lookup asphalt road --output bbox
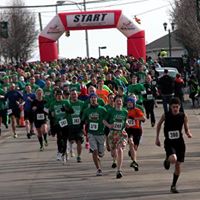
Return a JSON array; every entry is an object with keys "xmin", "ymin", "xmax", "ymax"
[{"xmin": 0, "ymin": 102, "xmax": 200, "ymax": 200}]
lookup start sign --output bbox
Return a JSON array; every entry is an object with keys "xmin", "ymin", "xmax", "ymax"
[{"xmin": 66, "ymin": 12, "xmax": 115, "ymax": 28}]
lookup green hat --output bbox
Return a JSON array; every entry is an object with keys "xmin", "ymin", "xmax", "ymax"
[{"xmin": 2, "ymin": 76, "xmax": 9, "ymax": 80}]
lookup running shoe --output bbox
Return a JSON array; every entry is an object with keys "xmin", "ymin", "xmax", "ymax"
[
  {"xmin": 13, "ymin": 133, "xmax": 18, "ymax": 138},
  {"xmin": 77, "ymin": 156, "xmax": 82, "ymax": 163},
  {"xmin": 170, "ymin": 185, "xmax": 179, "ymax": 193},
  {"xmin": 40, "ymin": 146, "xmax": 44, "ymax": 151},
  {"xmin": 96, "ymin": 169, "xmax": 103, "ymax": 176},
  {"xmin": 27, "ymin": 133, "xmax": 31, "ymax": 139},
  {"xmin": 163, "ymin": 159, "xmax": 170, "ymax": 170},
  {"xmin": 30, "ymin": 130, "xmax": 35, "ymax": 136},
  {"xmin": 111, "ymin": 162, "xmax": 117, "ymax": 169},
  {"xmin": 70, "ymin": 151, "xmax": 75, "ymax": 157},
  {"xmin": 44, "ymin": 141, "xmax": 48, "ymax": 146},
  {"xmin": 62, "ymin": 155, "xmax": 67, "ymax": 165},
  {"xmin": 116, "ymin": 170, "xmax": 123, "ymax": 179},
  {"xmin": 130, "ymin": 161, "xmax": 139, "ymax": 171},
  {"xmin": 56, "ymin": 152, "xmax": 62, "ymax": 161}
]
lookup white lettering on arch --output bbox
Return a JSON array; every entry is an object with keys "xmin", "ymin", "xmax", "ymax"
[{"xmin": 67, "ymin": 13, "xmax": 115, "ymax": 28}]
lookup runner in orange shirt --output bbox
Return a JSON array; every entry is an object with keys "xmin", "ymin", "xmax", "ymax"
[
  {"xmin": 125, "ymin": 97, "xmax": 145, "ymax": 171},
  {"xmin": 96, "ymin": 79, "xmax": 109, "ymax": 104}
]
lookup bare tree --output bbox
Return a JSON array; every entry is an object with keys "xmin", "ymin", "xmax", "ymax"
[
  {"xmin": 171, "ymin": 0, "xmax": 200, "ymax": 57},
  {"xmin": 0, "ymin": 0, "xmax": 38, "ymax": 62}
]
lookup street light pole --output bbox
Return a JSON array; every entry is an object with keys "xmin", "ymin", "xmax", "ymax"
[{"xmin": 163, "ymin": 22, "xmax": 175, "ymax": 57}]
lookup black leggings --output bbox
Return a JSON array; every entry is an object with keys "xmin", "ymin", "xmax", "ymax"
[
  {"xmin": 143, "ymin": 100, "xmax": 155, "ymax": 124},
  {"xmin": 55, "ymin": 125, "xmax": 69, "ymax": 155}
]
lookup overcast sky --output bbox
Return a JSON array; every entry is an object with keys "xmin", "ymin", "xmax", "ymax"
[{"xmin": 0, "ymin": 0, "xmax": 174, "ymax": 59}]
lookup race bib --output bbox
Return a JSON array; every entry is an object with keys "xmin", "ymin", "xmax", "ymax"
[
  {"xmin": 59, "ymin": 119, "xmax": 68, "ymax": 127},
  {"xmin": 72, "ymin": 117, "xmax": 80, "ymax": 125},
  {"xmin": 7, "ymin": 109, "xmax": 12, "ymax": 115},
  {"xmin": 141, "ymin": 91, "xmax": 146, "ymax": 95},
  {"xmin": 147, "ymin": 94, "xmax": 153, "ymax": 100},
  {"xmin": 113, "ymin": 122, "xmax": 122, "ymax": 130},
  {"xmin": 126, "ymin": 119, "xmax": 135, "ymax": 126},
  {"xmin": 168, "ymin": 130, "xmax": 180, "ymax": 139},
  {"xmin": 37, "ymin": 113, "xmax": 45, "ymax": 120},
  {"xmin": 89, "ymin": 122, "xmax": 98, "ymax": 131}
]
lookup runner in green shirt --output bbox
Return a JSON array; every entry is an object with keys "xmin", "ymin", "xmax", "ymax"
[
  {"xmin": 103, "ymin": 95, "xmax": 128, "ymax": 179},
  {"xmin": 127, "ymin": 74, "xmax": 146, "ymax": 105},
  {"xmin": 68, "ymin": 89, "xmax": 85, "ymax": 163},
  {"xmin": 82, "ymin": 93, "xmax": 107, "ymax": 176},
  {"xmin": 49, "ymin": 89, "xmax": 74, "ymax": 164}
]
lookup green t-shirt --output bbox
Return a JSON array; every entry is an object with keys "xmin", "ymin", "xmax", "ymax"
[
  {"xmin": 127, "ymin": 83, "xmax": 146, "ymax": 104},
  {"xmin": 107, "ymin": 108, "xmax": 128, "ymax": 131},
  {"xmin": 69, "ymin": 83, "xmax": 80, "ymax": 92},
  {"xmin": 82, "ymin": 105, "xmax": 107, "ymax": 135},
  {"xmin": 43, "ymin": 87, "xmax": 53, "ymax": 105},
  {"xmin": 49, "ymin": 99, "xmax": 72, "ymax": 125},
  {"xmin": 136, "ymin": 71, "xmax": 147, "ymax": 83},
  {"xmin": 2, "ymin": 83, "xmax": 10, "ymax": 93},
  {"xmin": 68, "ymin": 100, "xmax": 84, "ymax": 127},
  {"xmin": 30, "ymin": 83, "xmax": 40, "ymax": 93},
  {"xmin": 0, "ymin": 88, "xmax": 6, "ymax": 110},
  {"xmin": 104, "ymin": 104, "xmax": 114, "ymax": 113}
]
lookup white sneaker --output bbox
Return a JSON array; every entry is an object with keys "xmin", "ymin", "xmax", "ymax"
[
  {"xmin": 62, "ymin": 154, "xmax": 67, "ymax": 165},
  {"xmin": 70, "ymin": 151, "xmax": 75, "ymax": 157},
  {"xmin": 56, "ymin": 152, "xmax": 62, "ymax": 161},
  {"xmin": 13, "ymin": 133, "xmax": 18, "ymax": 138}
]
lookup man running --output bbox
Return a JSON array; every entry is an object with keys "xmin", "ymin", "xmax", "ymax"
[
  {"xmin": 82, "ymin": 93, "xmax": 107, "ymax": 176},
  {"xmin": 155, "ymin": 97, "xmax": 192, "ymax": 193}
]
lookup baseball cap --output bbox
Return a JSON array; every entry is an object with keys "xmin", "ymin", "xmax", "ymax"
[
  {"xmin": 127, "ymin": 97, "xmax": 136, "ymax": 104},
  {"xmin": 89, "ymin": 93, "xmax": 98, "ymax": 99}
]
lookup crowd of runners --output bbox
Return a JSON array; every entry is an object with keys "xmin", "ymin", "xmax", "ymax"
[{"xmin": 0, "ymin": 54, "xmax": 196, "ymax": 193}]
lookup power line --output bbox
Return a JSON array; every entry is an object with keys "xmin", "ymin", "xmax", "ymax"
[{"xmin": 134, "ymin": 4, "xmax": 171, "ymax": 16}]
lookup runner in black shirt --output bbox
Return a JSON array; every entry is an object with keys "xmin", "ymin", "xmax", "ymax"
[{"xmin": 155, "ymin": 98, "xmax": 192, "ymax": 193}]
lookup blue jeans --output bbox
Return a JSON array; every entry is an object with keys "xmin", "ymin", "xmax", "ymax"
[{"xmin": 162, "ymin": 94, "xmax": 173, "ymax": 113}]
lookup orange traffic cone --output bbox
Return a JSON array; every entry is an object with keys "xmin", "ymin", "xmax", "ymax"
[{"xmin": 19, "ymin": 105, "xmax": 25, "ymax": 127}]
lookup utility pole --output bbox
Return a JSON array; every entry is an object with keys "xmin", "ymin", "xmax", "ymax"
[
  {"xmin": 83, "ymin": 0, "xmax": 89, "ymax": 58},
  {"xmin": 38, "ymin": 12, "xmax": 43, "ymax": 31},
  {"xmin": 197, "ymin": 0, "xmax": 200, "ymax": 22}
]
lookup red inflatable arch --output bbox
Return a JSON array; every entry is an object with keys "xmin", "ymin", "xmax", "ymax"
[{"xmin": 39, "ymin": 10, "xmax": 146, "ymax": 62}]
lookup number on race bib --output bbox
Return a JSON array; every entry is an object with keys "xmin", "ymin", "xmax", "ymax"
[
  {"xmin": 37, "ymin": 113, "xmax": 45, "ymax": 120},
  {"xmin": 59, "ymin": 119, "xmax": 68, "ymax": 127},
  {"xmin": 147, "ymin": 94, "xmax": 153, "ymax": 100},
  {"xmin": 126, "ymin": 119, "xmax": 135, "ymax": 126},
  {"xmin": 141, "ymin": 91, "xmax": 146, "ymax": 95},
  {"xmin": 168, "ymin": 130, "xmax": 180, "ymax": 139},
  {"xmin": 89, "ymin": 123, "xmax": 98, "ymax": 131},
  {"xmin": 72, "ymin": 117, "xmax": 80, "ymax": 125},
  {"xmin": 7, "ymin": 109, "xmax": 12, "ymax": 115},
  {"xmin": 113, "ymin": 122, "xmax": 122, "ymax": 130}
]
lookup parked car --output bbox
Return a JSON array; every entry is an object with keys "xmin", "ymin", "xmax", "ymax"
[
  {"xmin": 155, "ymin": 67, "xmax": 179, "ymax": 78},
  {"xmin": 158, "ymin": 57, "xmax": 184, "ymax": 73}
]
